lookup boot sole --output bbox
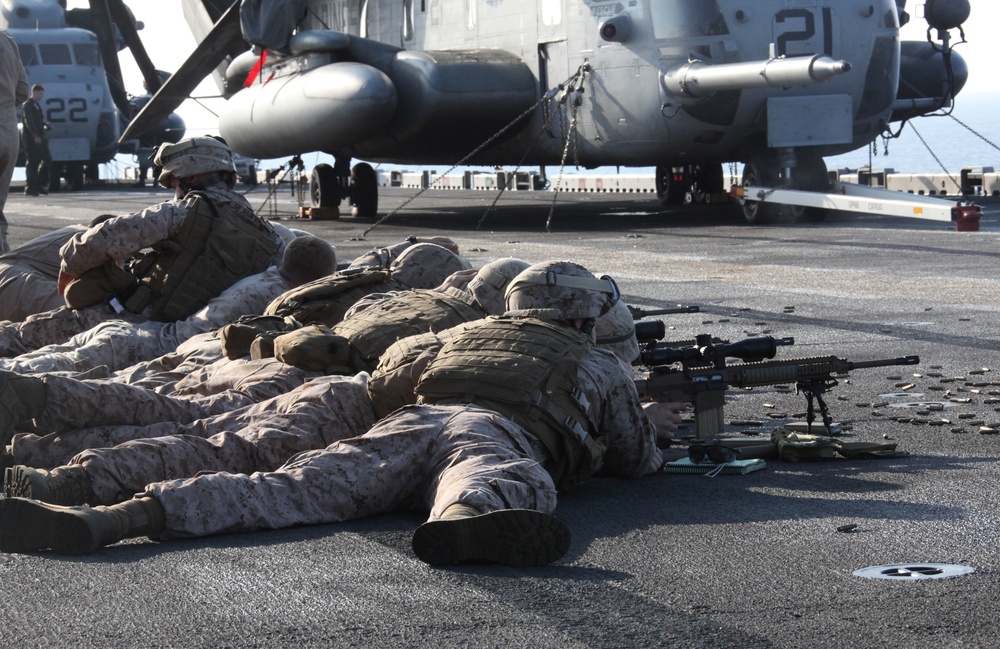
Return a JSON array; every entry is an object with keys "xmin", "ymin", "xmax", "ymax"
[
  {"xmin": 4, "ymin": 465, "xmax": 36, "ymax": 500},
  {"xmin": 0, "ymin": 497, "xmax": 99, "ymax": 555},
  {"xmin": 411, "ymin": 509, "xmax": 570, "ymax": 567},
  {"xmin": 4, "ymin": 465, "xmax": 77, "ymax": 505}
]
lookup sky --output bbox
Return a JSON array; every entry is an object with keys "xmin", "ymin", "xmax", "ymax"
[{"xmin": 67, "ymin": 0, "xmax": 1000, "ymax": 164}]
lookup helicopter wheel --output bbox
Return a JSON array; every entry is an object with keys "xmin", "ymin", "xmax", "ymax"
[
  {"xmin": 689, "ymin": 163, "xmax": 724, "ymax": 203},
  {"xmin": 66, "ymin": 163, "xmax": 85, "ymax": 192},
  {"xmin": 350, "ymin": 162, "xmax": 378, "ymax": 219},
  {"xmin": 310, "ymin": 163, "xmax": 339, "ymax": 208},
  {"xmin": 787, "ymin": 153, "xmax": 830, "ymax": 223},
  {"xmin": 740, "ymin": 158, "xmax": 781, "ymax": 224},
  {"xmin": 655, "ymin": 164, "xmax": 690, "ymax": 206},
  {"xmin": 243, "ymin": 165, "xmax": 258, "ymax": 187}
]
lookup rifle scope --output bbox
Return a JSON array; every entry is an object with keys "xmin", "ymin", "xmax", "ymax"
[
  {"xmin": 634, "ymin": 320, "xmax": 666, "ymax": 342},
  {"xmin": 639, "ymin": 334, "xmax": 794, "ymax": 367}
]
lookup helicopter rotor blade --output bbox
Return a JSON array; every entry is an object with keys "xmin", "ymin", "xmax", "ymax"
[
  {"xmin": 87, "ymin": 0, "xmax": 131, "ymax": 116},
  {"xmin": 104, "ymin": 0, "xmax": 162, "ymax": 94},
  {"xmin": 120, "ymin": 0, "xmax": 244, "ymax": 142}
]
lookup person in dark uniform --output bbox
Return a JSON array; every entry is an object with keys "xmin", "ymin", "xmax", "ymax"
[{"xmin": 21, "ymin": 83, "xmax": 51, "ymax": 197}]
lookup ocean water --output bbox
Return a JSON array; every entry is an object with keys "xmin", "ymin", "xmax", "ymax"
[{"xmin": 824, "ymin": 91, "xmax": 1000, "ymax": 174}]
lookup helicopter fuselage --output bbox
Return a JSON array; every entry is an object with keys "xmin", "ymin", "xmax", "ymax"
[{"xmin": 219, "ymin": 0, "xmax": 930, "ymax": 170}]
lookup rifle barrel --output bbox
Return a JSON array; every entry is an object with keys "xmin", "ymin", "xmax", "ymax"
[
  {"xmin": 847, "ymin": 355, "xmax": 920, "ymax": 370},
  {"xmin": 628, "ymin": 305, "xmax": 700, "ymax": 319}
]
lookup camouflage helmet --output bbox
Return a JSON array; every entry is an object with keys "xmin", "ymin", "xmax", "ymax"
[
  {"xmin": 505, "ymin": 260, "xmax": 620, "ymax": 320},
  {"xmin": 389, "ymin": 242, "xmax": 472, "ymax": 289},
  {"xmin": 154, "ymin": 136, "xmax": 237, "ymax": 187},
  {"xmin": 466, "ymin": 257, "xmax": 531, "ymax": 315},
  {"xmin": 595, "ymin": 299, "xmax": 640, "ymax": 364}
]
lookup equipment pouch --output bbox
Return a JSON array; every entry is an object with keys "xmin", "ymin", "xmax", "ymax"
[{"xmin": 63, "ymin": 261, "xmax": 138, "ymax": 310}]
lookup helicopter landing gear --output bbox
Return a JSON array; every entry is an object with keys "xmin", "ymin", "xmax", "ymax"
[
  {"xmin": 688, "ymin": 163, "xmax": 724, "ymax": 204},
  {"xmin": 309, "ymin": 159, "xmax": 379, "ymax": 218},
  {"xmin": 741, "ymin": 150, "xmax": 830, "ymax": 224},
  {"xmin": 657, "ymin": 163, "xmax": 724, "ymax": 206},
  {"xmin": 349, "ymin": 162, "xmax": 378, "ymax": 219},
  {"xmin": 740, "ymin": 155, "xmax": 781, "ymax": 224},
  {"xmin": 655, "ymin": 164, "xmax": 689, "ymax": 206},
  {"xmin": 786, "ymin": 151, "xmax": 830, "ymax": 223},
  {"xmin": 309, "ymin": 163, "xmax": 338, "ymax": 208}
]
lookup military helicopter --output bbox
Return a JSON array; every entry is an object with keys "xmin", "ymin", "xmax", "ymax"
[
  {"xmin": 1, "ymin": 0, "xmax": 184, "ymax": 190},
  {"xmin": 124, "ymin": 0, "xmax": 970, "ymax": 222}
]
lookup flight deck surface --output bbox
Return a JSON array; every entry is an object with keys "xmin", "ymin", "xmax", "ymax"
[{"xmin": 3, "ymin": 186, "xmax": 999, "ymax": 648}]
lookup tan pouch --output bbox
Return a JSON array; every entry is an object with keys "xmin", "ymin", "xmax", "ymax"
[
  {"xmin": 273, "ymin": 324, "xmax": 352, "ymax": 373},
  {"xmin": 63, "ymin": 261, "xmax": 137, "ymax": 310}
]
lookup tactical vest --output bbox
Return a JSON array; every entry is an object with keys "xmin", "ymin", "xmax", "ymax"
[
  {"xmin": 124, "ymin": 192, "xmax": 279, "ymax": 322},
  {"xmin": 332, "ymin": 289, "xmax": 483, "ymax": 373},
  {"xmin": 414, "ymin": 317, "xmax": 607, "ymax": 490},
  {"xmin": 368, "ymin": 330, "xmax": 447, "ymax": 420},
  {"xmin": 264, "ymin": 267, "xmax": 408, "ymax": 326}
]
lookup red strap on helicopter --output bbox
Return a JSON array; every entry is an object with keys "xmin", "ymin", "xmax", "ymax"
[{"xmin": 244, "ymin": 50, "xmax": 268, "ymax": 88}]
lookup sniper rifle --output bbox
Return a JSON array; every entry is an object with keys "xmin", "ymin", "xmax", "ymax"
[{"xmin": 634, "ymin": 334, "xmax": 919, "ymax": 439}]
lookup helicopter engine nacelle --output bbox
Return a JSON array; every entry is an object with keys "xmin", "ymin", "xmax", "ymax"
[
  {"xmin": 890, "ymin": 41, "xmax": 968, "ymax": 121},
  {"xmin": 220, "ymin": 60, "xmax": 397, "ymax": 159}
]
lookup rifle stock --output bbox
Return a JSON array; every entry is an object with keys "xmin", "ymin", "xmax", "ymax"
[{"xmin": 635, "ymin": 354, "xmax": 920, "ymax": 439}]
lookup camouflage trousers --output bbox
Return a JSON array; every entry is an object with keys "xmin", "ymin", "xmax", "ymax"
[
  {"xmin": 145, "ymin": 404, "xmax": 557, "ymax": 539},
  {"xmin": 0, "ymin": 261, "xmax": 65, "ymax": 322},
  {"xmin": 111, "ymin": 332, "xmax": 225, "ymax": 393},
  {"xmin": 11, "ymin": 357, "xmax": 322, "ymax": 468},
  {"xmin": 29, "ymin": 373, "xmax": 213, "ymax": 436},
  {"xmin": 73, "ymin": 374, "xmax": 375, "ymax": 505},
  {"xmin": 0, "ymin": 305, "xmax": 143, "ymax": 357},
  {"xmin": 0, "ymin": 320, "xmax": 177, "ymax": 376}
]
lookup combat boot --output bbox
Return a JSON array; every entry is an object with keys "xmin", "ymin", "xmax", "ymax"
[
  {"xmin": 411, "ymin": 504, "xmax": 571, "ymax": 567},
  {"xmin": 4, "ymin": 464, "xmax": 92, "ymax": 505},
  {"xmin": 0, "ymin": 496, "xmax": 165, "ymax": 555},
  {"xmin": 0, "ymin": 371, "xmax": 46, "ymax": 447}
]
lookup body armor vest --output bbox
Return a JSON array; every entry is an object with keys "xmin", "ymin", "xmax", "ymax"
[
  {"xmin": 414, "ymin": 317, "xmax": 607, "ymax": 490},
  {"xmin": 368, "ymin": 330, "xmax": 447, "ymax": 420},
  {"xmin": 124, "ymin": 192, "xmax": 279, "ymax": 322},
  {"xmin": 332, "ymin": 289, "xmax": 483, "ymax": 373},
  {"xmin": 264, "ymin": 267, "xmax": 408, "ymax": 326}
]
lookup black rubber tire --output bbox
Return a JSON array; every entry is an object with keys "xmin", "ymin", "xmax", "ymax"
[
  {"xmin": 740, "ymin": 158, "xmax": 781, "ymax": 224},
  {"xmin": 655, "ymin": 165, "xmax": 689, "ymax": 206},
  {"xmin": 310, "ymin": 163, "xmax": 338, "ymax": 208},
  {"xmin": 788, "ymin": 154, "xmax": 831, "ymax": 223},
  {"xmin": 689, "ymin": 163, "xmax": 725, "ymax": 203},
  {"xmin": 350, "ymin": 162, "xmax": 378, "ymax": 218},
  {"xmin": 66, "ymin": 163, "xmax": 84, "ymax": 192}
]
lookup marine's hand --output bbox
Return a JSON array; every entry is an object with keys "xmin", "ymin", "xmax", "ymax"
[
  {"xmin": 57, "ymin": 269, "xmax": 78, "ymax": 296},
  {"xmin": 434, "ymin": 268, "xmax": 477, "ymax": 292},
  {"xmin": 644, "ymin": 446, "xmax": 665, "ymax": 475},
  {"xmin": 642, "ymin": 401, "xmax": 686, "ymax": 439}
]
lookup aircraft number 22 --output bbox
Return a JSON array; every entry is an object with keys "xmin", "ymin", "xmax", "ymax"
[{"xmin": 45, "ymin": 98, "xmax": 88, "ymax": 124}]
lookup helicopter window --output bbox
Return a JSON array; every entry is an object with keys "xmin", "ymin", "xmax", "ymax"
[
  {"xmin": 650, "ymin": 1, "xmax": 729, "ymax": 39},
  {"xmin": 73, "ymin": 43, "xmax": 101, "ymax": 68},
  {"xmin": 17, "ymin": 44, "xmax": 38, "ymax": 67},
  {"xmin": 38, "ymin": 44, "xmax": 72, "ymax": 65}
]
